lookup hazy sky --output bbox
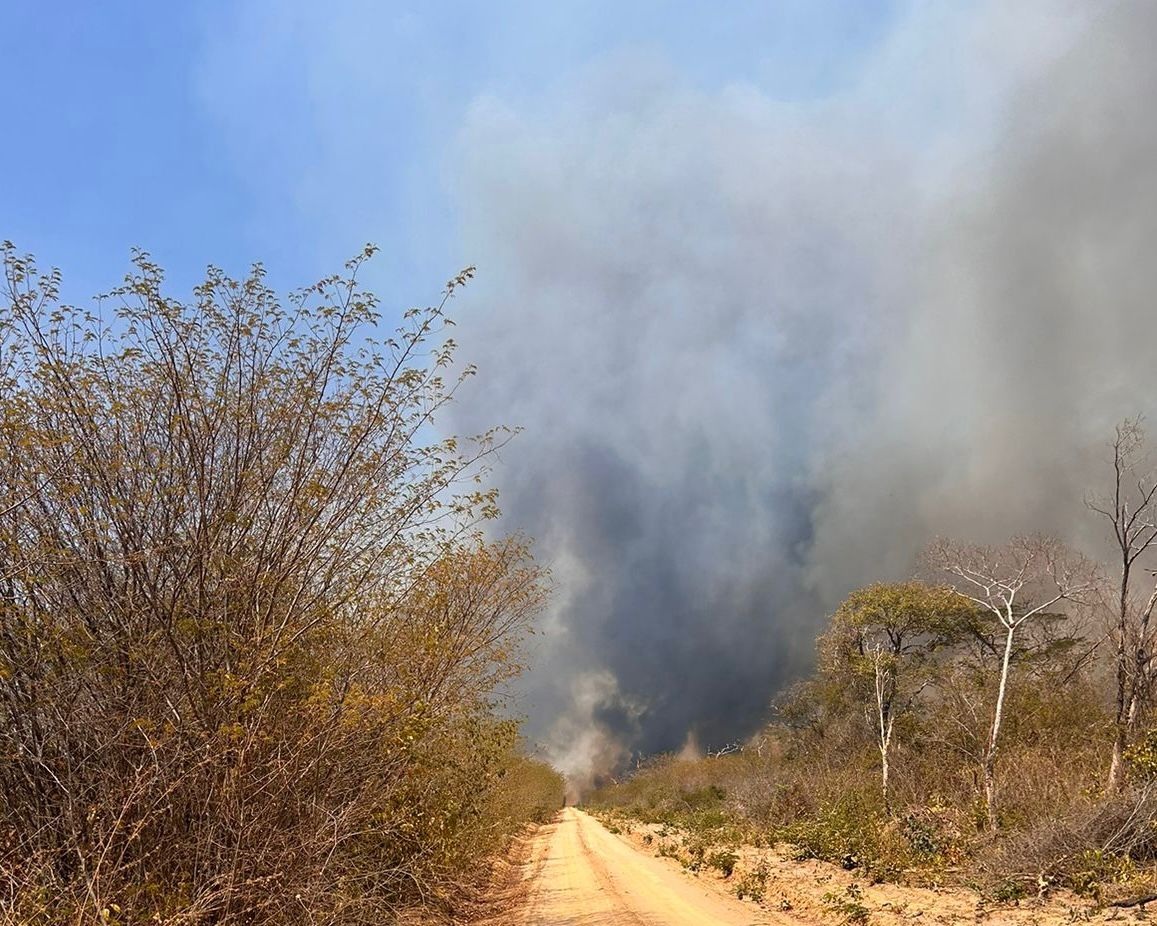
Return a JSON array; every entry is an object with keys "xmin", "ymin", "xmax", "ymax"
[
  {"xmin": 3, "ymin": 1, "xmax": 893, "ymax": 297},
  {"xmin": 4, "ymin": 2, "xmax": 1151, "ymax": 784}
]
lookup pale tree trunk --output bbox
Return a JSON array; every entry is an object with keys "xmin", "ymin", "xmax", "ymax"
[
  {"xmin": 1108, "ymin": 563, "xmax": 1132, "ymax": 791},
  {"xmin": 872, "ymin": 647, "xmax": 895, "ymax": 813},
  {"xmin": 1122, "ymin": 584, "xmax": 1157, "ymax": 759},
  {"xmin": 1108, "ymin": 739, "xmax": 1126, "ymax": 792},
  {"xmin": 984, "ymin": 620, "xmax": 1017, "ymax": 831},
  {"xmin": 879, "ymin": 718, "xmax": 894, "ymax": 812}
]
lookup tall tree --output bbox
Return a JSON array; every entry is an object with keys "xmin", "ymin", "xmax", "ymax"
[
  {"xmin": 1087, "ymin": 419, "xmax": 1157, "ymax": 790},
  {"xmin": 926, "ymin": 535, "xmax": 1097, "ymax": 830},
  {"xmin": 820, "ymin": 581, "xmax": 973, "ymax": 811}
]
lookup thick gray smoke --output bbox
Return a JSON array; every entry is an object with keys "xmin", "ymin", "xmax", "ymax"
[{"xmin": 447, "ymin": 1, "xmax": 1157, "ymax": 786}]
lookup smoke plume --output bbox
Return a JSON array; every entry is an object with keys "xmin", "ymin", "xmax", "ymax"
[{"xmin": 445, "ymin": 1, "xmax": 1157, "ymax": 787}]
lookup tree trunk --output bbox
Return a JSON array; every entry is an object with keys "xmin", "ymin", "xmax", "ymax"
[
  {"xmin": 982, "ymin": 756, "xmax": 998, "ymax": 832},
  {"xmin": 984, "ymin": 621, "xmax": 1017, "ymax": 831},
  {"xmin": 880, "ymin": 742, "xmax": 890, "ymax": 812},
  {"xmin": 1109, "ymin": 737, "xmax": 1126, "ymax": 792},
  {"xmin": 1124, "ymin": 590, "xmax": 1157, "ymax": 740},
  {"xmin": 878, "ymin": 710, "xmax": 894, "ymax": 813},
  {"xmin": 872, "ymin": 650, "xmax": 895, "ymax": 814},
  {"xmin": 1108, "ymin": 562, "xmax": 1131, "ymax": 791}
]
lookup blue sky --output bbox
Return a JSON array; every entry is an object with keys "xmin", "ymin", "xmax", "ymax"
[{"xmin": 2, "ymin": 1, "xmax": 897, "ymax": 307}]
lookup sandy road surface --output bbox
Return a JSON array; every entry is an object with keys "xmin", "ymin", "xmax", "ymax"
[{"xmin": 521, "ymin": 808, "xmax": 787, "ymax": 925}]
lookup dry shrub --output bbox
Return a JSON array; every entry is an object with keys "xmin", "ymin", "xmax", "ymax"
[
  {"xmin": 0, "ymin": 245, "xmax": 563, "ymax": 924},
  {"xmin": 989, "ymin": 786, "xmax": 1157, "ymax": 895}
]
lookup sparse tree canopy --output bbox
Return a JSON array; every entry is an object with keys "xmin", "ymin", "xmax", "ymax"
[
  {"xmin": 822, "ymin": 581, "xmax": 975, "ymax": 661},
  {"xmin": 820, "ymin": 581, "xmax": 976, "ymax": 810}
]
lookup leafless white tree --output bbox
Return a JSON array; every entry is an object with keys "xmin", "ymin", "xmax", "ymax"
[
  {"xmin": 867, "ymin": 643, "xmax": 897, "ymax": 810},
  {"xmin": 926, "ymin": 535, "xmax": 1099, "ymax": 829},
  {"xmin": 1088, "ymin": 419, "xmax": 1157, "ymax": 790}
]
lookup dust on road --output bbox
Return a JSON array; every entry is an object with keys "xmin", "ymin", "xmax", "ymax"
[{"xmin": 520, "ymin": 807, "xmax": 789, "ymax": 925}]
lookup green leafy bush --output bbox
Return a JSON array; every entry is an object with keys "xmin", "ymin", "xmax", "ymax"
[
  {"xmin": 733, "ymin": 860, "xmax": 770, "ymax": 902},
  {"xmin": 822, "ymin": 883, "xmax": 871, "ymax": 925},
  {"xmin": 707, "ymin": 848, "xmax": 739, "ymax": 878}
]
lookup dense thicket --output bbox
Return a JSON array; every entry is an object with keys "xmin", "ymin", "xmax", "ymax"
[{"xmin": 0, "ymin": 244, "xmax": 563, "ymax": 925}]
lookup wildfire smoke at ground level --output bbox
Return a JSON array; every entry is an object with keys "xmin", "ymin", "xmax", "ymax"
[{"xmin": 446, "ymin": 0, "xmax": 1157, "ymax": 787}]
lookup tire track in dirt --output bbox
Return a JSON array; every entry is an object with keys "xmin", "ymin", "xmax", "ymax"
[{"xmin": 571, "ymin": 816, "xmax": 649, "ymax": 926}]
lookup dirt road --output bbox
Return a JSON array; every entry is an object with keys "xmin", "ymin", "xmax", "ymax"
[
  {"xmin": 521, "ymin": 808, "xmax": 784, "ymax": 925},
  {"xmin": 515, "ymin": 809, "xmax": 1128, "ymax": 926}
]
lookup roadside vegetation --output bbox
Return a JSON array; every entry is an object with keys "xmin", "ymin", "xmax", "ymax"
[
  {"xmin": 0, "ymin": 244, "xmax": 564, "ymax": 925},
  {"xmin": 588, "ymin": 421, "xmax": 1157, "ymax": 907}
]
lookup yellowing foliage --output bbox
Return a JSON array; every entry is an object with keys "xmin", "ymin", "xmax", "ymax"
[{"xmin": 0, "ymin": 245, "xmax": 562, "ymax": 925}]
